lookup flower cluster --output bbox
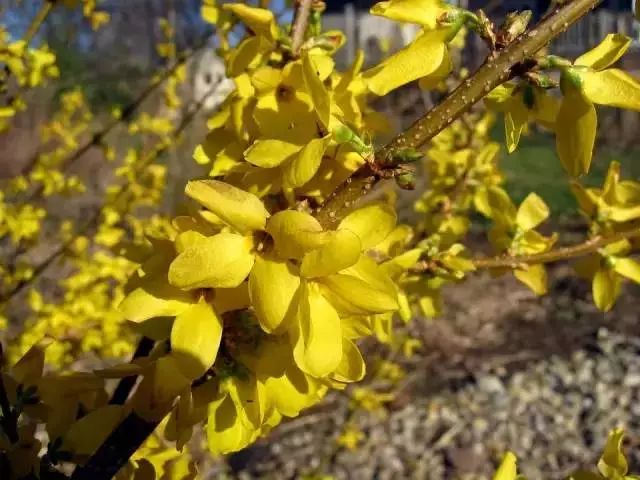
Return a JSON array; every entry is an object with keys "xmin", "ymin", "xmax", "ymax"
[{"xmin": 118, "ymin": 179, "xmax": 400, "ymax": 453}]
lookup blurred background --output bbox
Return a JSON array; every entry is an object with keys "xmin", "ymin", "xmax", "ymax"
[{"xmin": 1, "ymin": 1, "xmax": 640, "ymax": 479}]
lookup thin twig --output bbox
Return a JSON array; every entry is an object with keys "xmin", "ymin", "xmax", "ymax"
[
  {"xmin": 23, "ymin": 1, "xmax": 55, "ymax": 45},
  {"xmin": 472, "ymin": 228, "xmax": 640, "ymax": 269},
  {"xmin": 315, "ymin": 0, "xmax": 603, "ymax": 227},
  {"xmin": 0, "ymin": 344, "xmax": 19, "ymax": 444},
  {"xmin": 291, "ymin": 0, "xmax": 313, "ymax": 55},
  {"xmin": 70, "ymin": 412, "xmax": 160, "ymax": 480},
  {"xmin": 109, "ymin": 337, "xmax": 154, "ymax": 405}
]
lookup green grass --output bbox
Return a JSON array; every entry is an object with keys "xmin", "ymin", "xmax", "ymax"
[{"xmin": 496, "ymin": 130, "xmax": 640, "ymax": 217}]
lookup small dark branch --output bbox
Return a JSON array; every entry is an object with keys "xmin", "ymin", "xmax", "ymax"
[
  {"xmin": 0, "ymin": 241, "xmax": 68, "ymax": 305},
  {"xmin": 70, "ymin": 413, "xmax": 160, "ymax": 480},
  {"xmin": 0, "ymin": 345, "xmax": 19, "ymax": 444},
  {"xmin": 291, "ymin": 0, "xmax": 313, "ymax": 55},
  {"xmin": 109, "ymin": 337, "xmax": 154, "ymax": 405},
  {"xmin": 473, "ymin": 228, "xmax": 640, "ymax": 269}
]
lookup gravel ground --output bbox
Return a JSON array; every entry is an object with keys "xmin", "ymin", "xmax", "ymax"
[{"xmin": 220, "ymin": 267, "xmax": 640, "ymax": 480}]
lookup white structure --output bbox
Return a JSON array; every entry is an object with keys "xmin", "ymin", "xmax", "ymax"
[{"xmin": 192, "ymin": 48, "xmax": 235, "ymax": 112}]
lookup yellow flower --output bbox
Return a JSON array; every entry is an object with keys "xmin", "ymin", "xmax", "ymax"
[
  {"xmin": 480, "ymin": 189, "xmax": 556, "ymax": 294},
  {"xmin": 370, "ymin": 0, "xmax": 448, "ymax": 29},
  {"xmin": 492, "ymin": 452, "xmax": 519, "ymax": 480},
  {"xmin": 571, "ymin": 161, "xmax": 640, "ymax": 225},
  {"xmin": 574, "ymin": 240, "xmax": 640, "ymax": 312},
  {"xmin": 363, "ymin": 27, "xmax": 452, "ymax": 96},
  {"xmin": 557, "ymin": 34, "xmax": 640, "ymax": 176},
  {"xmin": 485, "ymin": 83, "xmax": 559, "ymax": 153},
  {"xmin": 336, "ymin": 424, "xmax": 365, "ymax": 450}
]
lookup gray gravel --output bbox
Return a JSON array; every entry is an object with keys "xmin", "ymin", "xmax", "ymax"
[{"xmin": 228, "ymin": 328, "xmax": 640, "ymax": 480}]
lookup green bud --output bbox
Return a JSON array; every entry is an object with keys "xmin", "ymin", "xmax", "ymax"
[
  {"xmin": 332, "ymin": 123, "xmax": 371, "ymax": 155},
  {"xmin": 522, "ymin": 84, "xmax": 536, "ymax": 110},
  {"xmin": 560, "ymin": 68, "xmax": 584, "ymax": 93},
  {"xmin": 396, "ymin": 171, "xmax": 416, "ymax": 190},
  {"xmin": 390, "ymin": 148, "xmax": 424, "ymax": 165},
  {"xmin": 526, "ymin": 72, "xmax": 558, "ymax": 89},
  {"xmin": 501, "ymin": 10, "xmax": 532, "ymax": 42}
]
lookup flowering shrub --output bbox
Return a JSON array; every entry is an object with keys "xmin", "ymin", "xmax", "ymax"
[{"xmin": 1, "ymin": 0, "xmax": 640, "ymax": 479}]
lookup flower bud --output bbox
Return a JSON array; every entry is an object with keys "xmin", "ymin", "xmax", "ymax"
[{"xmin": 395, "ymin": 171, "xmax": 416, "ymax": 190}]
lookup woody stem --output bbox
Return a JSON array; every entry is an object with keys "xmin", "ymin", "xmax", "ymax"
[
  {"xmin": 291, "ymin": 0, "xmax": 313, "ymax": 55},
  {"xmin": 472, "ymin": 228, "xmax": 640, "ymax": 269},
  {"xmin": 316, "ymin": 0, "xmax": 603, "ymax": 228}
]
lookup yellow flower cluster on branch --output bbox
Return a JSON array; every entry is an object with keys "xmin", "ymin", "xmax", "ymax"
[{"xmin": 3, "ymin": 0, "xmax": 640, "ymax": 477}]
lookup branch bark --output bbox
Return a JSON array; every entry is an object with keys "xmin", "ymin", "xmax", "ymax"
[
  {"xmin": 291, "ymin": 0, "xmax": 313, "ymax": 55},
  {"xmin": 109, "ymin": 337, "xmax": 154, "ymax": 405},
  {"xmin": 472, "ymin": 228, "xmax": 640, "ymax": 269},
  {"xmin": 70, "ymin": 412, "xmax": 160, "ymax": 480},
  {"xmin": 316, "ymin": 0, "xmax": 603, "ymax": 228}
]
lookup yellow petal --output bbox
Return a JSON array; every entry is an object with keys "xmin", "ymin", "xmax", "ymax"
[
  {"xmin": 262, "ymin": 366, "xmax": 322, "ymax": 417},
  {"xmin": 320, "ymin": 273, "xmax": 399, "ymax": 314},
  {"xmin": 514, "ymin": 264, "xmax": 547, "ymax": 295},
  {"xmin": 570, "ymin": 181, "xmax": 598, "ymax": 217},
  {"xmin": 291, "ymin": 282, "xmax": 343, "ymax": 378},
  {"xmin": 516, "ymin": 193, "xmax": 549, "ymax": 231},
  {"xmin": 244, "ymin": 139, "xmax": 301, "ymax": 168},
  {"xmin": 363, "ymin": 28, "xmax": 449, "ymax": 96},
  {"xmin": 175, "ymin": 230, "xmax": 207, "ymax": 254},
  {"xmin": 207, "ymin": 394, "xmax": 256, "ymax": 455},
  {"xmin": 119, "ymin": 279, "xmax": 192, "ymax": 322},
  {"xmin": 12, "ymin": 344, "xmax": 45, "ymax": 386},
  {"xmin": 575, "ymin": 33, "xmax": 631, "ymax": 70},
  {"xmin": 251, "ymin": 66, "xmax": 282, "ymax": 93},
  {"xmin": 224, "ymin": 376, "xmax": 264, "ymax": 428},
  {"xmin": 222, "ymin": 3, "xmax": 278, "ymax": 40},
  {"xmin": 333, "ymin": 338, "xmax": 366, "ymax": 383},
  {"xmin": 62, "ymin": 405, "xmax": 124, "ymax": 455},
  {"xmin": 338, "ymin": 203, "xmax": 397, "ymax": 250},
  {"xmin": 504, "ymin": 98, "xmax": 528, "ymax": 153},
  {"xmin": 300, "ymin": 229, "xmax": 361, "ymax": 278},
  {"xmin": 302, "ymin": 53, "xmax": 331, "ymax": 129},
  {"xmin": 266, "ymin": 210, "xmax": 327, "ymax": 259},
  {"xmin": 598, "ymin": 428, "xmax": 628, "ymax": 478},
  {"xmin": 168, "ymin": 232, "xmax": 254, "ymax": 289},
  {"xmin": 249, "ymin": 254, "xmax": 300, "ymax": 333},
  {"xmin": 213, "ymin": 284, "xmax": 251, "ymax": 314},
  {"xmin": 226, "ymin": 35, "xmax": 271, "ymax": 78},
  {"xmin": 185, "ymin": 179, "xmax": 269, "ymax": 234},
  {"xmin": 370, "ymin": 0, "xmax": 444, "ymax": 28},
  {"xmin": 170, "ymin": 301, "xmax": 223, "ymax": 380},
  {"xmin": 593, "ymin": 267, "xmax": 621, "ymax": 312},
  {"xmin": 555, "ymin": 92, "xmax": 597, "ymax": 177},
  {"xmin": 492, "ymin": 451, "xmax": 518, "ymax": 480},
  {"xmin": 580, "ymin": 69, "xmax": 640, "ymax": 111},
  {"xmin": 613, "ymin": 257, "xmax": 640, "ymax": 284},
  {"xmin": 283, "ymin": 135, "xmax": 332, "ymax": 189}
]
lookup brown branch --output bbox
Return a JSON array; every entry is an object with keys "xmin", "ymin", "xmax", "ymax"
[
  {"xmin": 472, "ymin": 228, "xmax": 640, "ymax": 269},
  {"xmin": 0, "ymin": 344, "xmax": 19, "ymax": 444},
  {"xmin": 108, "ymin": 337, "xmax": 154, "ymax": 405},
  {"xmin": 291, "ymin": 0, "xmax": 313, "ymax": 55},
  {"xmin": 70, "ymin": 412, "xmax": 160, "ymax": 480},
  {"xmin": 315, "ymin": 0, "xmax": 603, "ymax": 228},
  {"xmin": 23, "ymin": 1, "xmax": 54, "ymax": 45}
]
